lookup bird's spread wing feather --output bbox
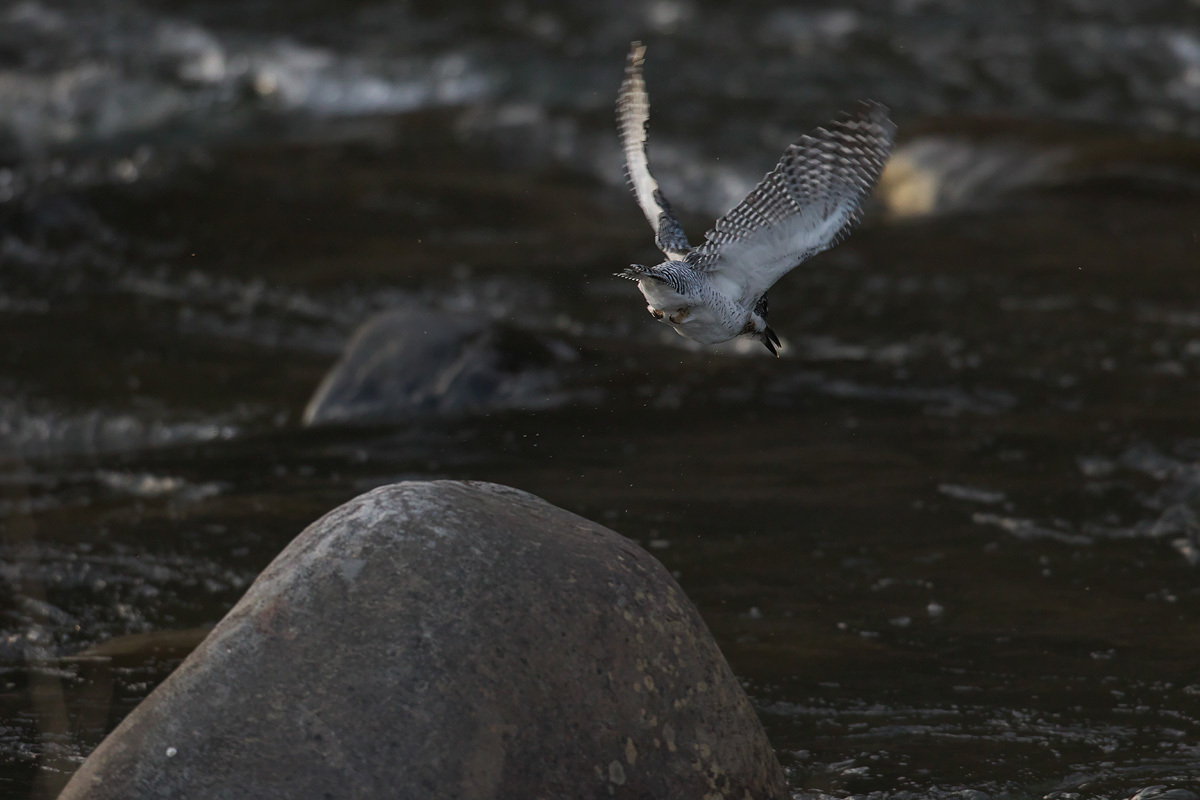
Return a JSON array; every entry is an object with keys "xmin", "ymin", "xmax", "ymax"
[
  {"xmin": 617, "ymin": 41, "xmax": 691, "ymax": 260},
  {"xmin": 685, "ymin": 101, "xmax": 895, "ymax": 303}
]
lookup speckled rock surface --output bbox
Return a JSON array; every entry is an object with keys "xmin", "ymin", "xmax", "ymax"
[
  {"xmin": 302, "ymin": 308, "xmax": 568, "ymax": 425},
  {"xmin": 59, "ymin": 481, "xmax": 786, "ymax": 799}
]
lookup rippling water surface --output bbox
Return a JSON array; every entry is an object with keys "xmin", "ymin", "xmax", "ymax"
[{"xmin": 2, "ymin": 1, "xmax": 1200, "ymax": 798}]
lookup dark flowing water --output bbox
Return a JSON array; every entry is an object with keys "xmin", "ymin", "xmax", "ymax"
[{"xmin": 3, "ymin": 1, "xmax": 1200, "ymax": 798}]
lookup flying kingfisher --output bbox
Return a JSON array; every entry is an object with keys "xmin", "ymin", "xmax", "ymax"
[{"xmin": 616, "ymin": 42, "xmax": 896, "ymax": 355}]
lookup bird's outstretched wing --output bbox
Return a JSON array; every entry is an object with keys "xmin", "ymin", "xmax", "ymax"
[
  {"xmin": 685, "ymin": 101, "xmax": 895, "ymax": 303},
  {"xmin": 617, "ymin": 41, "xmax": 691, "ymax": 260}
]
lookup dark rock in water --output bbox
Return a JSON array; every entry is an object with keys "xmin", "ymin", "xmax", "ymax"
[
  {"xmin": 1126, "ymin": 788, "xmax": 1199, "ymax": 800},
  {"xmin": 59, "ymin": 481, "xmax": 786, "ymax": 800},
  {"xmin": 303, "ymin": 308, "xmax": 571, "ymax": 425}
]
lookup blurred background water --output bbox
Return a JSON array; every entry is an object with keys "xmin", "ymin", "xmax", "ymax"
[{"xmin": 2, "ymin": 0, "xmax": 1200, "ymax": 797}]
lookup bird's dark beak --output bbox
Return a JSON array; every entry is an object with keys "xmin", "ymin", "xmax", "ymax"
[{"xmin": 759, "ymin": 326, "xmax": 780, "ymax": 357}]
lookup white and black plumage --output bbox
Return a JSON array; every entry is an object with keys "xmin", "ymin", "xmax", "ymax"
[{"xmin": 616, "ymin": 41, "xmax": 896, "ymax": 355}]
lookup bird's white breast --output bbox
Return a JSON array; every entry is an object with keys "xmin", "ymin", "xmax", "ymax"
[
  {"xmin": 672, "ymin": 302, "xmax": 737, "ymax": 344},
  {"xmin": 637, "ymin": 276, "xmax": 747, "ymax": 345},
  {"xmin": 636, "ymin": 278, "xmax": 687, "ymax": 311}
]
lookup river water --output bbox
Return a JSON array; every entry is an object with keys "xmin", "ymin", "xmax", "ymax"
[{"xmin": 2, "ymin": 0, "xmax": 1200, "ymax": 797}]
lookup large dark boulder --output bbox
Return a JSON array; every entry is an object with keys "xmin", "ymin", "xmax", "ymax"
[
  {"xmin": 303, "ymin": 308, "xmax": 571, "ymax": 425},
  {"xmin": 60, "ymin": 481, "xmax": 786, "ymax": 799}
]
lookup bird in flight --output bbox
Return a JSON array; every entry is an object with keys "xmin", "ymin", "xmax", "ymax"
[{"xmin": 616, "ymin": 41, "xmax": 896, "ymax": 356}]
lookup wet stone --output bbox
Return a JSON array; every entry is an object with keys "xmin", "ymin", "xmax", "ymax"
[
  {"xmin": 59, "ymin": 480, "xmax": 786, "ymax": 800},
  {"xmin": 303, "ymin": 308, "xmax": 570, "ymax": 425}
]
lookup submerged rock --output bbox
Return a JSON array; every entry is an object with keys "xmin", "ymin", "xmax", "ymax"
[
  {"xmin": 72, "ymin": 625, "xmax": 214, "ymax": 663},
  {"xmin": 59, "ymin": 481, "xmax": 786, "ymax": 800},
  {"xmin": 303, "ymin": 308, "xmax": 571, "ymax": 425}
]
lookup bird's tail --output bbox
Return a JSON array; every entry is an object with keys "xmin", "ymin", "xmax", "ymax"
[{"xmin": 615, "ymin": 264, "xmax": 659, "ymax": 281}]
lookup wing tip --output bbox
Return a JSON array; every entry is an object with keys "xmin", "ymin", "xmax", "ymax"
[
  {"xmin": 617, "ymin": 42, "xmax": 648, "ymax": 117},
  {"xmin": 628, "ymin": 41, "xmax": 646, "ymax": 67},
  {"xmin": 791, "ymin": 100, "xmax": 896, "ymax": 172},
  {"xmin": 844, "ymin": 99, "xmax": 898, "ymax": 142}
]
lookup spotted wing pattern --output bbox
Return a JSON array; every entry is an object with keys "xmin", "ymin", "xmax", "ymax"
[
  {"xmin": 617, "ymin": 41, "xmax": 691, "ymax": 260},
  {"xmin": 686, "ymin": 101, "xmax": 895, "ymax": 303}
]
